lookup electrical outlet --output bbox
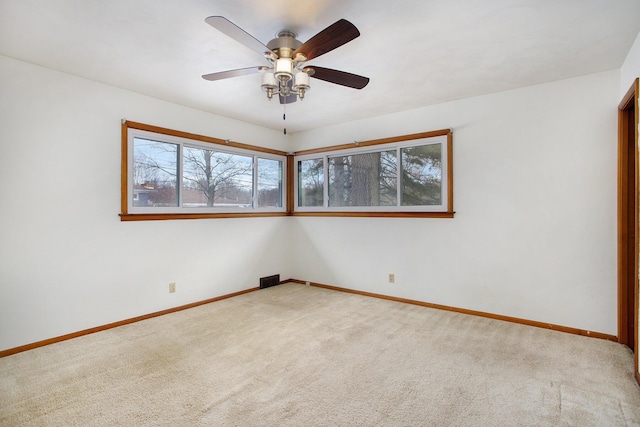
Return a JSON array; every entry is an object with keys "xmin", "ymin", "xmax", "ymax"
[
  {"xmin": 169, "ymin": 282, "xmax": 176, "ymax": 293},
  {"xmin": 305, "ymin": 281, "xmax": 311, "ymax": 286},
  {"xmin": 388, "ymin": 274, "xmax": 395, "ymax": 284}
]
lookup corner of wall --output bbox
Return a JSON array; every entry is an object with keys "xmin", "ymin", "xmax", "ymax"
[{"xmin": 621, "ymin": 31, "xmax": 640, "ymax": 97}]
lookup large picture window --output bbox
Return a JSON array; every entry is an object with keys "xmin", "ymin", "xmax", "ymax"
[
  {"xmin": 122, "ymin": 121, "xmax": 286, "ymax": 220},
  {"xmin": 328, "ymin": 150, "xmax": 397, "ymax": 207},
  {"xmin": 293, "ymin": 130, "xmax": 453, "ymax": 216}
]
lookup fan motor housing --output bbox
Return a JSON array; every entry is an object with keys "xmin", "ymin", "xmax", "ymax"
[{"xmin": 267, "ymin": 30, "xmax": 302, "ymax": 58}]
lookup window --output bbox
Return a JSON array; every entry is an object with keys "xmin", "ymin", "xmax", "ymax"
[
  {"xmin": 257, "ymin": 158, "xmax": 284, "ymax": 208},
  {"xmin": 122, "ymin": 121, "xmax": 287, "ymax": 220},
  {"xmin": 298, "ymin": 158, "xmax": 324, "ymax": 207},
  {"xmin": 133, "ymin": 138, "xmax": 179, "ymax": 208},
  {"xmin": 182, "ymin": 147, "xmax": 253, "ymax": 208},
  {"xmin": 294, "ymin": 130, "xmax": 453, "ymax": 216},
  {"xmin": 122, "ymin": 124, "xmax": 452, "ymax": 220},
  {"xmin": 328, "ymin": 150, "xmax": 397, "ymax": 207}
]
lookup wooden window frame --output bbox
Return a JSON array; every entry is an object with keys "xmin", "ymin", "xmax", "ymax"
[
  {"xmin": 291, "ymin": 129, "xmax": 454, "ymax": 218},
  {"xmin": 120, "ymin": 120, "xmax": 288, "ymax": 221},
  {"xmin": 121, "ymin": 123, "xmax": 454, "ymax": 220}
]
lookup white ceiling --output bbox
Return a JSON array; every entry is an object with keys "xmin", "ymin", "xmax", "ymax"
[{"xmin": 1, "ymin": 0, "xmax": 639, "ymax": 133}]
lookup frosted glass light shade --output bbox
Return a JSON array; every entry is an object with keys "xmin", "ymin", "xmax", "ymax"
[
  {"xmin": 261, "ymin": 72, "xmax": 277, "ymax": 90},
  {"xmin": 274, "ymin": 59, "xmax": 293, "ymax": 81},
  {"xmin": 294, "ymin": 72, "xmax": 310, "ymax": 90}
]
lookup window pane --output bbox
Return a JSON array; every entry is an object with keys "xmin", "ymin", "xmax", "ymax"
[
  {"xmin": 401, "ymin": 144, "xmax": 442, "ymax": 206},
  {"xmin": 298, "ymin": 158, "xmax": 324, "ymax": 207},
  {"xmin": 257, "ymin": 158, "xmax": 282, "ymax": 208},
  {"xmin": 328, "ymin": 151, "xmax": 397, "ymax": 207},
  {"xmin": 183, "ymin": 147, "xmax": 253, "ymax": 208},
  {"xmin": 132, "ymin": 138, "xmax": 179, "ymax": 207}
]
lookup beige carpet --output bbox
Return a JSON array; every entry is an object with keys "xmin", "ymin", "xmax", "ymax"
[{"xmin": 1, "ymin": 283, "xmax": 639, "ymax": 426}]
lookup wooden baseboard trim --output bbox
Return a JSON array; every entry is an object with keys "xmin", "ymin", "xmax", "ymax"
[
  {"xmin": 283, "ymin": 279, "xmax": 618, "ymax": 342},
  {"xmin": 2, "ymin": 280, "xmax": 619, "ymax": 358},
  {"xmin": 0, "ymin": 287, "xmax": 260, "ymax": 358}
]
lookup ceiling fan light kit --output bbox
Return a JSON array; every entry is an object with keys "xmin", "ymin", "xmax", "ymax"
[{"xmin": 202, "ymin": 16, "xmax": 370, "ymax": 105}]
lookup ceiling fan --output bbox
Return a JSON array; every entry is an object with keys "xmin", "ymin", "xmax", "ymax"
[{"xmin": 202, "ymin": 16, "xmax": 370, "ymax": 105}]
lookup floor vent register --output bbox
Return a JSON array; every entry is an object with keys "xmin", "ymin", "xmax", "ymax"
[{"xmin": 259, "ymin": 274, "xmax": 281, "ymax": 289}]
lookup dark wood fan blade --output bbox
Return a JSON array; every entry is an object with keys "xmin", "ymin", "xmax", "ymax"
[
  {"xmin": 293, "ymin": 19, "xmax": 360, "ymax": 61},
  {"xmin": 205, "ymin": 16, "xmax": 270, "ymax": 56},
  {"xmin": 307, "ymin": 66, "xmax": 370, "ymax": 89},
  {"xmin": 202, "ymin": 66, "xmax": 262, "ymax": 81}
]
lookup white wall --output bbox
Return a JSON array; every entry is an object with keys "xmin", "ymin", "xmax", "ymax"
[
  {"xmin": 0, "ymin": 51, "xmax": 626, "ymax": 352},
  {"xmin": 290, "ymin": 70, "xmax": 620, "ymax": 335},
  {"xmin": 621, "ymin": 31, "xmax": 640, "ymax": 97},
  {"xmin": 0, "ymin": 55, "xmax": 291, "ymax": 351}
]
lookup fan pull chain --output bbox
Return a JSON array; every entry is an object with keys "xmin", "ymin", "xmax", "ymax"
[{"xmin": 283, "ymin": 101, "xmax": 287, "ymax": 135}]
